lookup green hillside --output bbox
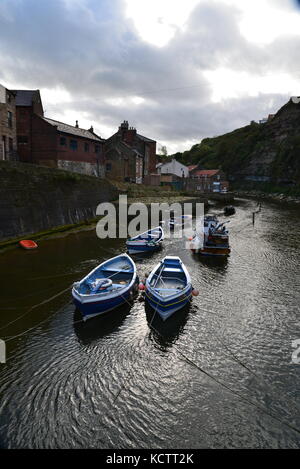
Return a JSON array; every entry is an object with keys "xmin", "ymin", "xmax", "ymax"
[{"xmin": 172, "ymin": 99, "xmax": 300, "ymax": 187}]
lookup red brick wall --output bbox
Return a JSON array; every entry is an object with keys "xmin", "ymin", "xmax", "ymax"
[
  {"xmin": 57, "ymin": 134, "xmax": 102, "ymax": 164},
  {"xmin": 31, "ymin": 114, "xmax": 58, "ymax": 165},
  {"xmin": 16, "ymin": 107, "xmax": 33, "ymax": 163},
  {"xmin": 147, "ymin": 141, "xmax": 157, "ymax": 173},
  {"xmin": 122, "ymin": 129, "xmax": 136, "ymax": 145}
]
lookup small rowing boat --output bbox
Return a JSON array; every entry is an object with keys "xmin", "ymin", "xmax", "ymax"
[
  {"xmin": 144, "ymin": 256, "xmax": 197, "ymax": 321},
  {"xmin": 19, "ymin": 240, "xmax": 38, "ymax": 250},
  {"xmin": 126, "ymin": 226, "xmax": 164, "ymax": 254},
  {"xmin": 72, "ymin": 254, "xmax": 138, "ymax": 321}
]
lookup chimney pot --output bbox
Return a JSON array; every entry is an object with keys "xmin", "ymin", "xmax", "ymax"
[{"xmin": 75, "ymin": 120, "xmax": 79, "ymax": 128}]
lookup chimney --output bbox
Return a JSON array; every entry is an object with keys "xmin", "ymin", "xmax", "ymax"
[
  {"xmin": 75, "ymin": 120, "xmax": 79, "ymax": 128},
  {"xmin": 118, "ymin": 120, "xmax": 129, "ymax": 132},
  {"xmin": 89, "ymin": 125, "xmax": 94, "ymax": 133}
]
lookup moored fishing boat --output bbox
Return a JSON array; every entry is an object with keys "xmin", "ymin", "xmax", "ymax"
[
  {"xmin": 72, "ymin": 254, "xmax": 138, "ymax": 321},
  {"xmin": 190, "ymin": 215, "xmax": 231, "ymax": 256},
  {"xmin": 126, "ymin": 226, "xmax": 164, "ymax": 254},
  {"xmin": 144, "ymin": 256, "xmax": 197, "ymax": 321},
  {"xmin": 224, "ymin": 205, "xmax": 235, "ymax": 216}
]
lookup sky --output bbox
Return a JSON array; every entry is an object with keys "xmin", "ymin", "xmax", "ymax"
[{"xmin": 0, "ymin": 0, "xmax": 300, "ymax": 153}]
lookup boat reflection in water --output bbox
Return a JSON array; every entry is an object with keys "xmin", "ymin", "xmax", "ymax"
[
  {"xmin": 145, "ymin": 301, "xmax": 191, "ymax": 350},
  {"xmin": 73, "ymin": 302, "xmax": 133, "ymax": 345},
  {"xmin": 191, "ymin": 249, "xmax": 229, "ymax": 272}
]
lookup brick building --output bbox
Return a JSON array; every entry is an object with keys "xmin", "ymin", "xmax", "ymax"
[
  {"xmin": 0, "ymin": 84, "xmax": 17, "ymax": 161},
  {"xmin": 14, "ymin": 89, "xmax": 43, "ymax": 163},
  {"xmin": 104, "ymin": 121, "xmax": 156, "ymax": 182},
  {"xmin": 14, "ymin": 90, "xmax": 105, "ymax": 176}
]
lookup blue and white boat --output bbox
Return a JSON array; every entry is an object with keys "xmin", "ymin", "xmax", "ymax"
[
  {"xmin": 126, "ymin": 226, "xmax": 164, "ymax": 254},
  {"xmin": 145, "ymin": 256, "xmax": 194, "ymax": 321},
  {"xmin": 72, "ymin": 254, "xmax": 138, "ymax": 321}
]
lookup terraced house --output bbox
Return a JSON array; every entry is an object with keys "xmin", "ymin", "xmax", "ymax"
[
  {"xmin": 0, "ymin": 84, "xmax": 17, "ymax": 161},
  {"xmin": 104, "ymin": 120, "xmax": 156, "ymax": 183}
]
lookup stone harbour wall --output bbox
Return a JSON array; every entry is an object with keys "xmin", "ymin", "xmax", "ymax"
[{"xmin": 0, "ymin": 161, "xmax": 119, "ymax": 242}]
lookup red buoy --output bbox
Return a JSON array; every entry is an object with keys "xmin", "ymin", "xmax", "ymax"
[
  {"xmin": 19, "ymin": 240, "xmax": 38, "ymax": 250},
  {"xmin": 192, "ymin": 289, "xmax": 199, "ymax": 296},
  {"xmin": 138, "ymin": 283, "xmax": 145, "ymax": 291}
]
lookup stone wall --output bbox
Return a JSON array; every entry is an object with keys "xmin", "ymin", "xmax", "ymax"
[
  {"xmin": 0, "ymin": 161, "xmax": 119, "ymax": 242},
  {"xmin": 57, "ymin": 159, "xmax": 98, "ymax": 177},
  {"xmin": 0, "ymin": 86, "xmax": 17, "ymax": 161}
]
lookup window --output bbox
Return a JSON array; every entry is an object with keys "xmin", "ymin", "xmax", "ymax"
[
  {"xmin": 7, "ymin": 111, "xmax": 13, "ymax": 128},
  {"xmin": 70, "ymin": 139, "xmax": 78, "ymax": 150},
  {"xmin": 84, "ymin": 143, "xmax": 89, "ymax": 152},
  {"xmin": 95, "ymin": 144, "xmax": 100, "ymax": 153},
  {"xmin": 9, "ymin": 138, "xmax": 13, "ymax": 151},
  {"xmin": 60, "ymin": 136, "xmax": 67, "ymax": 146},
  {"xmin": 106, "ymin": 163, "xmax": 112, "ymax": 171},
  {"xmin": 17, "ymin": 136, "xmax": 28, "ymax": 144}
]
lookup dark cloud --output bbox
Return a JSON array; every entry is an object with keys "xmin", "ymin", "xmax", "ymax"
[{"xmin": 0, "ymin": 0, "xmax": 298, "ymax": 150}]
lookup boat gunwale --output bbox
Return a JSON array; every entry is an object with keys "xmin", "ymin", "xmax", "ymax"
[{"xmin": 72, "ymin": 253, "xmax": 137, "ymax": 304}]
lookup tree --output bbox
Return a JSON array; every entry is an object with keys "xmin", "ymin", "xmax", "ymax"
[{"xmin": 159, "ymin": 145, "xmax": 168, "ymax": 158}]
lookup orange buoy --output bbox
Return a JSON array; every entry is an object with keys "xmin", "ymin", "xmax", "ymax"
[
  {"xmin": 192, "ymin": 289, "xmax": 199, "ymax": 296},
  {"xmin": 19, "ymin": 240, "xmax": 38, "ymax": 250}
]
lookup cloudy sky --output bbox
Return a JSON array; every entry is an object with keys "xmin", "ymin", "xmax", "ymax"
[{"xmin": 0, "ymin": 0, "xmax": 300, "ymax": 153}]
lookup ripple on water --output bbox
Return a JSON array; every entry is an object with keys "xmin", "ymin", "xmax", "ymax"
[{"xmin": 0, "ymin": 201, "xmax": 300, "ymax": 448}]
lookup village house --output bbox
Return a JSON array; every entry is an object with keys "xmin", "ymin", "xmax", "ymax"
[
  {"xmin": 186, "ymin": 168, "xmax": 229, "ymax": 193},
  {"xmin": 155, "ymin": 158, "xmax": 189, "ymax": 190},
  {"xmin": 104, "ymin": 121, "xmax": 156, "ymax": 183},
  {"xmin": 14, "ymin": 89, "xmax": 105, "ymax": 176},
  {"xmin": 156, "ymin": 158, "xmax": 189, "ymax": 178},
  {"xmin": 0, "ymin": 84, "xmax": 17, "ymax": 161}
]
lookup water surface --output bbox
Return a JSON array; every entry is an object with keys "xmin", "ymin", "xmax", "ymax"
[{"xmin": 0, "ymin": 198, "xmax": 299, "ymax": 448}]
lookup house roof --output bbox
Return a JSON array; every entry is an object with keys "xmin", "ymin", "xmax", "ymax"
[
  {"xmin": 188, "ymin": 165, "xmax": 198, "ymax": 172},
  {"xmin": 192, "ymin": 169, "xmax": 220, "ymax": 177},
  {"xmin": 13, "ymin": 90, "xmax": 40, "ymax": 106},
  {"xmin": 136, "ymin": 133, "xmax": 155, "ymax": 143},
  {"xmin": 43, "ymin": 117, "xmax": 104, "ymax": 142}
]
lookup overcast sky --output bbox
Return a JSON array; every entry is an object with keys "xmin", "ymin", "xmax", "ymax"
[{"xmin": 0, "ymin": 0, "xmax": 300, "ymax": 153}]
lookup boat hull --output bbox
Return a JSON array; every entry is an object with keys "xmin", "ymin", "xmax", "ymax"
[
  {"xmin": 192, "ymin": 246, "xmax": 231, "ymax": 256},
  {"xmin": 72, "ymin": 253, "xmax": 138, "ymax": 321},
  {"xmin": 145, "ymin": 287, "xmax": 193, "ymax": 321},
  {"xmin": 73, "ymin": 283, "xmax": 138, "ymax": 321},
  {"xmin": 126, "ymin": 243, "xmax": 162, "ymax": 254},
  {"xmin": 126, "ymin": 226, "xmax": 164, "ymax": 255},
  {"xmin": 19, "ymin": 240, "xmax": 38, "ymax": 249}
]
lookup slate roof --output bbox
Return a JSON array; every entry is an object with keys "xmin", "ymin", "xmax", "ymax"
[
  {"xmin": 43, "ymin": 117, "xmax": 104, "ymax": 142},
  {"xmin": 13, "ymin": 90, "xmax": 40, "ymax": 106},
  {"xmin": 136, "ymin": 133, "xmax": 155, "ymax": 143}
]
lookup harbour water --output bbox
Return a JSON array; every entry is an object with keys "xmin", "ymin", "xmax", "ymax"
[{"xmin": 0, "ymin": 198, "xmax": 299, "ymax": 448}]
